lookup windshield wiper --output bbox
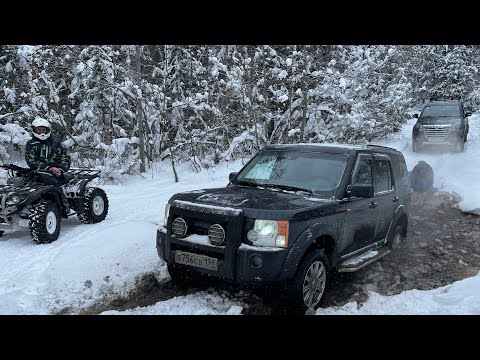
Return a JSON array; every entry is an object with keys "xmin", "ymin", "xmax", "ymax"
[
  {"xmin": 269, "ymin": 183, "xmax": 313, "ymax": 194},
  {"xmin": 234, "ymin": 180, "xmax": 314, "ymax": 194},
  {"xmin": 233, "ymin": 180, "xmax": 260, "ymax": 187}
]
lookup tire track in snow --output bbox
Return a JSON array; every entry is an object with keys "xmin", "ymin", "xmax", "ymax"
[{"xmin": 0, "ymin": 218, "xmax": 133, "ymax": 314}]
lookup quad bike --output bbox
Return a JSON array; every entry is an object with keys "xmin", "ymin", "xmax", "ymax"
[{"xmin": 0, "ymin": 164, "xmax": 109, "ymax": 244}]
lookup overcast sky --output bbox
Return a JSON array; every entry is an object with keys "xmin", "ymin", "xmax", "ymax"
[{"xmin": 0, "ymin": 115, "xmax": 479, "ymax": 315}]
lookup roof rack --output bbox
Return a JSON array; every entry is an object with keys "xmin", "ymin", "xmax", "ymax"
[
  {"xmin": 429, "ymin": 96, "xmax": 462, "ymax": 102},
  {"xmin": 366, "ymin": 144, "xmax": 395, "ymax": 150}
]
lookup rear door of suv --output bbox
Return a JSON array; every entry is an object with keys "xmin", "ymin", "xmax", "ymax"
[{"xmin": 372, "ymin": 154, "xmax": 397, "ymax": 243}]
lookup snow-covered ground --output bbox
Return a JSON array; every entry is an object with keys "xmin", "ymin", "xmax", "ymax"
[{"xmin": 1, "ymin": 115, "xmax": 479, "ymax": 315}]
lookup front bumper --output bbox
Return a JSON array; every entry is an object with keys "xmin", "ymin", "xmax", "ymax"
[
  {"xmin": 413, "ymin": 127, "xmax": 463, "ymax": 147},
  {"xmin": 156, "ymin": 226, "xmax": 290, "ymax": 285}
]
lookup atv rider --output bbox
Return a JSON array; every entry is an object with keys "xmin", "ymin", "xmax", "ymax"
[{"xmin": 25, "ymin": 117, "xmax": 71, "ymax": 208}]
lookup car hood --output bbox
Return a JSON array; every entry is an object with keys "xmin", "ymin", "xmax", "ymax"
[
  {"xmin": 169, "ymin": 186, "xmax": 338, "ymax": 218},
  {"xmin": 418, "ymin": 116, "xmax": 462, "ymax": 125}
]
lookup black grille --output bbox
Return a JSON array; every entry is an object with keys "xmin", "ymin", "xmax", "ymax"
[
  {"xmin": 183, "ymin": 216, "xmax": 228, "ymax": 238},
  {"xmin": 169, "ymin": 201, "xmax": 245, "ymax": 280}
]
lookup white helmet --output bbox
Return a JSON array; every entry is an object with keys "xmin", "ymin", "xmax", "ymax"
[{"xmin": 31, "ymin": 118, "xmax": 52, "ymax": 140}]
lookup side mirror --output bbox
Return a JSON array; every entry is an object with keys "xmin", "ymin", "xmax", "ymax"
[
  {"xmin": 346, "ymin": 184, "xmax": 374, "ymax": 198},
  {"xmin": 229, "ymin": 172, "xmax": 238, "ymax": 182},
  {"xmin": 413, "ymin": 113, "xmax": 419, "ymax": 118},
  {"xmin": 466, "ymin": 111, "xmax": 472, "ymax": 117}
]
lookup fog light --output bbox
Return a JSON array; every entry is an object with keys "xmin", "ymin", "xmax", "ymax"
[{"xmin": 249, "ymin": 254, "xmax": 263, "ymax": 268}]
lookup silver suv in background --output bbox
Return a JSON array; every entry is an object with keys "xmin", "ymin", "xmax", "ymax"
[{"xmin": 412, "ymin": 99, "xmax": 471, "ymax": 152}]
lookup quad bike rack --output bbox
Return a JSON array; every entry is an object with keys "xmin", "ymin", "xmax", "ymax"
[{"xmin": 62, "ymin": 168, "xmax": 101, "ymax": 200}]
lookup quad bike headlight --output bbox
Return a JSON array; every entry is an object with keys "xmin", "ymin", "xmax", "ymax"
[{"xmin": 6, "ymin": 195, "xmax": 21, "ymax": 205}]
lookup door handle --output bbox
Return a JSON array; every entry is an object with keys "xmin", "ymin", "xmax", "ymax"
[
  {"xmin": 369, "ymin": 201, "xmax": 377, "ymax": 209},
  {"xmin": 393, "ymin": 196, "xmax": 399, "ymax": 202}
]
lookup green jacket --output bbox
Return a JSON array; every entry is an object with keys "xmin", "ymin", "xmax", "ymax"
[{"xmin": 25, "ymin": 137, "xmax": 71, "ymax": 173}]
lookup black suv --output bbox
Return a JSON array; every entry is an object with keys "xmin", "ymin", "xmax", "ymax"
[
  {"xmin": 156, "ymin": 144, "xmax": 411, "ymax": 313},
  {"xmin": 412, "ymin": 99, "xmax": 471, "ymax": 152}
]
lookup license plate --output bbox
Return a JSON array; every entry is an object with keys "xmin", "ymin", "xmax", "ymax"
[
  {"xmin": 174, "ymin": 251, "xmax": 218, "ymax": 271},
  {"xmin": 427, "ymin": 138, "xmax": 443, "ymax": 142}
]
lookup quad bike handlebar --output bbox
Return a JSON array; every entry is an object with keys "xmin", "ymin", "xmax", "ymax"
[
  {"xmin": 0, "ymin": 163, "xmax": 28, "ymax": 171},
  {"xmin": 0, "ymin": 164, "xmax": 33, "ymax": 176},
  {"xmin": 1, "ymin": 164, "xmax": 101, "ymax": 184}
]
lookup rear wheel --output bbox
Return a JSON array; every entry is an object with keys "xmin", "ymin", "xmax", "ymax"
[
  {"xmin": 387, "ymin": 225, "xmax": 404, "ymax": 250},
  {"xmin": 29, "ymin": 200, "xmax": 61, "ymax": 244},
  {"xmin": 78, "ymin": 188, "xmax": 109, "ymax": 224}
]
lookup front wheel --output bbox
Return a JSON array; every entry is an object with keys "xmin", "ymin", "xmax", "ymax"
[
  {"xmin": 29, "ymin": 199, "xmax": 61, "ymax": 244},
  {"xmin": 283, "ymin": 249, "xmax": 329, "ymax": 314},
  {"xmin": 78, "ymin": 187, "xmax": 109, "ymax": 224}
]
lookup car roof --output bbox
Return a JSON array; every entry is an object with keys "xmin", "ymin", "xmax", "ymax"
[
  {"xmin": 427, "ymin": 100, "xmax": 462, "ymax": 106},
  {"xmin": 263, "ymin": 143, "xmax": 400, "ymax": 155}
]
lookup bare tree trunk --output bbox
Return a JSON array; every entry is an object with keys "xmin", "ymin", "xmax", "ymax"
[
  {"xmin": 161, "ymin": 45, "xmax": 178, "ymax": 180},
  {"xmin": 135, "ymin": 45, "xmax": 146, "ymax": 173},
  {"xmin": 261, "ymin": 47, "xmax": 269, "ymax": 141},
  {"xmin": 300, "ymin": 89, "xmax": 308, "ymax": 142},
  {"xmin": 168, "ymin": 142, "xmax": 179, "ymax": 183}
]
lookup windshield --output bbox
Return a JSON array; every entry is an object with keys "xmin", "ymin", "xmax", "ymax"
[
  {"xmin": 234, "ymin": 150, "xmax": 349, "ymax": 196},
  {"xmin": 420, "ymin": 104, "xmax": 461, "ymax": 117}
]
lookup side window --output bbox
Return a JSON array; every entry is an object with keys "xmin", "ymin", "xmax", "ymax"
[
  {"xmin": 353, "ymin": 155, "xmax": 373, "ymax": 185},
  {"xmin": 374, "ymin": 159, "xmax": 394, "ymax": 193}
]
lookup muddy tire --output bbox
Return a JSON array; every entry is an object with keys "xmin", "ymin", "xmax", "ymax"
[
  {"xmin": 282, "ymin": 249, "xmax": 329, "ymax": 314},
  {"xmin": 78, "ymin": 188, "xmax": 109, "ymax": 224},
  {"xmin": 29, "ymin": 199, "xmax": 61, "ymax": 244},
  {"xmin": 388, "ymin": 224, "xmax": 404, "ymax": 250}
]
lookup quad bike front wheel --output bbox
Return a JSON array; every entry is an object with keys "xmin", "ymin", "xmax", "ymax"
[
  {"xmin": 78, "ymin": 187, "xmax": 109, "ymax": 224},
  {"xmin": 29, "ymin": 199, "xmax": 61, "ymax": 244}
]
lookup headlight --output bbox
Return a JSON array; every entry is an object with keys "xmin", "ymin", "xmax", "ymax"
[
  {"xmin": 163, "ymin": 203, "xmax": 170, "ymax": 227},
  {"xmin": 451, "ymin": 123, "xmax": 462, "ymax": 130},
  {"xmin": 247, "ymin": 220, "xmax": 289, "ymax": 248},
  {"xmin": 413, "ymin": 123, "xmax": 423, "ymax": 130},
  {"xmin": 6, "ymin": 195, "xmax": 21, "ymax": 205}
]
